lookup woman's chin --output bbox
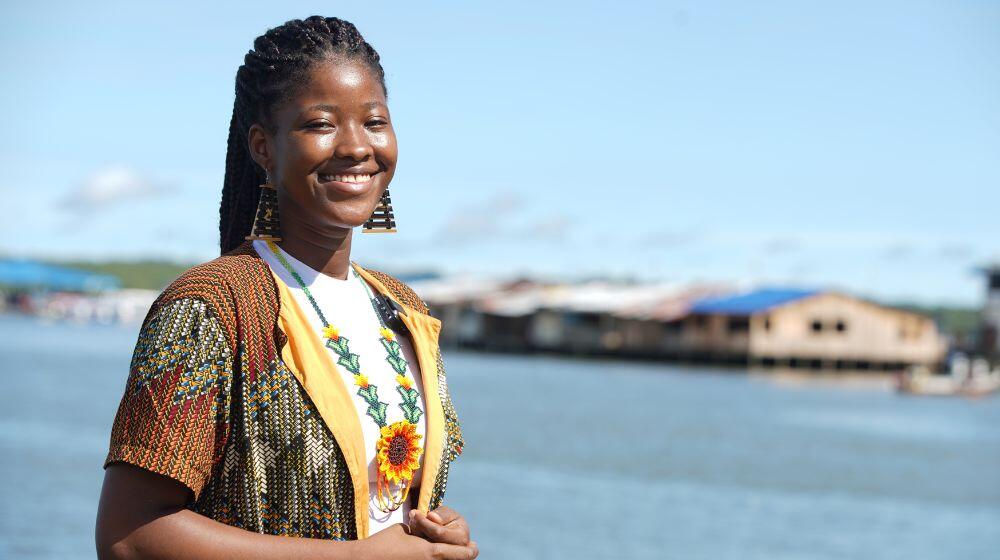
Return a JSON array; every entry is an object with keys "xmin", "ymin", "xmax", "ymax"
[{"xmin": 315, "ymin": 214, "xmax": 373, "ymax": 233}]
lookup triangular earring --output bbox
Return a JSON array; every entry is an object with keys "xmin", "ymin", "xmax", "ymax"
[
  {"xmin": 362, "ymin": 188, "xmax": 397, "ymax": 233},
  {"xmin": 245, "ymin": 175, "xmax": 282, "ymax": 241}
]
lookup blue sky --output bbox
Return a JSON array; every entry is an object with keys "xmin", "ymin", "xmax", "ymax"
[{"xmin": 2, "ymin": 1, "xmax": 998, "ymax": 306}]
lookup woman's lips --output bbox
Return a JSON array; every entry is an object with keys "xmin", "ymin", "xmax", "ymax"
[{"xmin": 317, "ymin": 172, "xmax": 377, "ymax": 195}]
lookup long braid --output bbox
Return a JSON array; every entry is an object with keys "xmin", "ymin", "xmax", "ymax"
[{"xmin": 219, "ymin": 16, "xmax": 388, "ymax": 254}]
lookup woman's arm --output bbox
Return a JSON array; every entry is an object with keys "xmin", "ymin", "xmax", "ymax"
[{"xmin": 96, "ymin": 463, "xmax": 478, "ymax": 560}]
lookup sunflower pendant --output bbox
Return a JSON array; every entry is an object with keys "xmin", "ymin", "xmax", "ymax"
[{"xmin": 375, "ymin": 420, "xmax": 424, "ymax": 511}]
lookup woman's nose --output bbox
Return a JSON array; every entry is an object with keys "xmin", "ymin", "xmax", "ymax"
[{"xmin": 333, "ymin": 123, "xmax": 372, "ymax": 161}]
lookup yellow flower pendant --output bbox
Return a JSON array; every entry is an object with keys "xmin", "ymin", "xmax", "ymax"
[{"xmin": 375, "ymin": 420, "xmax": 424, "ymax": 512}]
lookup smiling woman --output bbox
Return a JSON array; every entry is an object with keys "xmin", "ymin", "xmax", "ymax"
[
  {"xmin": 248, "ymin": 61, "xmax": 397, "ymax": 237},
  {"xmin": 95, "ymin": 16, "xmax": 475, "ymax": 560}
]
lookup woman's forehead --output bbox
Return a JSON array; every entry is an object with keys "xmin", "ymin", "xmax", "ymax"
[
  {"xmin": 298, "ymin": 59, "xmax": 385, "ymax": 101},
  {"xmin": 274, "ymin": 60, "xmax": 387, "ymax": 121}
]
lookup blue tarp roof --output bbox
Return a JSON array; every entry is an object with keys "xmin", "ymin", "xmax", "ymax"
[
  {"xmin": 0, "ymin": 259, "xmax": 121, "ymax": 292},
  {"xmin": 689, "ymin": 288, "xmax": 819, "ymax": 315}
]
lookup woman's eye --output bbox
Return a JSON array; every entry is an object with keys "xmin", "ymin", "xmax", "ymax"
[
  {"xmin": 366, "ymin": 119, "xmax": 388, "ymax": 128},
  {"xmin": 306, "ymin": 121, "xmax": 334, "ymax": 129}
]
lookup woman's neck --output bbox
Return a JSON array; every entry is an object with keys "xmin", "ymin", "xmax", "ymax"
[{"xmin": 274, "ymin": 223, "xmax": 354, "ymax": 281}]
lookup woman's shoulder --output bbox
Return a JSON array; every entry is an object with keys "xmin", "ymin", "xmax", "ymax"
[
  {"xmin": 145, "ymin": 242, "xmax": 274, "ymax": 334},
  {"xmin": 163, "ymin": 242, "xmax": 264, "ymax": 294}
]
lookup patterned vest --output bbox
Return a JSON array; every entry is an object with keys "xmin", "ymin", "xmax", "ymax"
[{"xmin": 103, "ymin": 240, "xmax": 464, "ymax": 540}]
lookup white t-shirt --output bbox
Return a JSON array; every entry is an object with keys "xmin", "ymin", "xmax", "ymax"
[{"xmin": 253, "ymin": 240, "xmax": 426, "ymax": 535}]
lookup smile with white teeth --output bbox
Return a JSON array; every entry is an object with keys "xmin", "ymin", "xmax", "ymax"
[{"xmin": 319, "ymin": 173, "xmax": 373, "ymax": 183}]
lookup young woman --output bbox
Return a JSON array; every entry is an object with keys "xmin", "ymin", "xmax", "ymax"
[{"xmin": 96, "ymin": 16, "xmax": 477, "ymax": 560}]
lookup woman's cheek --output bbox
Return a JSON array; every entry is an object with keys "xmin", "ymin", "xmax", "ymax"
[{"xmin": 314, "ymin": 133, "xmax": 336, "ymax": 152}]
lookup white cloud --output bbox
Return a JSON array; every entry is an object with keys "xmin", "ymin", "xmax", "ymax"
[
  {"xmin": 434, "ymin": 190, "xmax": 526, "ymax": 242},
  {"xmin": 57, "ymin": 165, "xmax": 171, "ymax": 213},
  {"xmin": 433, "ymin": 190, "xmax": 576, "ymax": 246}
]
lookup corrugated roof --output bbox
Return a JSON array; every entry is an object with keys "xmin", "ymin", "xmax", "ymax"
[
  {"xmin": 0, "ymin": 259, "xmax": 121, "ymax": 292},
  {"xmin": 689, "ymin": 288, "xmax": 818, "ymax": 315},
  {"xmin": 474, "ymin": 281, "xmax": 685, "ymax": 317},
  {"xmin": 409, "ymin": 276, "xmax": 509, "ymax": 305},
  {"xmin": 625, "ymin": 284, "xmax": 736, "ymax": 321},
  {"xmin": 474, "ymin": 284, "xmax": 561, "ymax": 317},
  {"xmin": 545, "ymin": 282, "xmax": 683, "ymax": 313}
]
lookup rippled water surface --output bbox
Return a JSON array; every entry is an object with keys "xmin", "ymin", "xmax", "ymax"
[{"xmin": 1, "ymin": 314, "xmax": 998, "ymax": 559}]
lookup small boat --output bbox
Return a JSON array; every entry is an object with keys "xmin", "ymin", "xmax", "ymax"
[{"xmin": 897, "ymin": 353, "xmax": 1000, "ymax": 397}]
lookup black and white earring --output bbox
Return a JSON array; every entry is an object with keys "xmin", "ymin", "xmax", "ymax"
[
  {"xmin": 362, "ymin": 188, "xmax": 397, "ymax": 233},
  {"xmin": 245, "ymin": 172, "xmax": 282, "ymax": 241}
]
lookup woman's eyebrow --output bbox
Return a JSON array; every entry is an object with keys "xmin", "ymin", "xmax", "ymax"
[
  {"xmin": 303, "ymin": 103, "xmax": 338, "ymax": 113},
  {"xmin": 302, "ymin": 101, "xmax": 385, "ymax": 114}
]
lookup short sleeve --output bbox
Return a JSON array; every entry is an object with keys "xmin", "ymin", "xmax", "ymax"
[{"xmin": 103, "ymin": 297, "xmax": 234, "ymax": 500}]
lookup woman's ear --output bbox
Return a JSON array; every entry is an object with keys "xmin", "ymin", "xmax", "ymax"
[{"xmin": 247, "ymin": 123, "xmax": 274, "ymax": 174}]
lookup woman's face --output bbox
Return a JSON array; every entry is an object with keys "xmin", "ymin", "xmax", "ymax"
[{"xmin": 249, "ymin": 58, "xmax": 397, "ymax": 235}]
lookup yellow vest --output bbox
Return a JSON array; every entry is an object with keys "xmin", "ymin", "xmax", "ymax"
[{"xmin": 273, "ymin": 262, "xmax": 448, "ymax": 539}]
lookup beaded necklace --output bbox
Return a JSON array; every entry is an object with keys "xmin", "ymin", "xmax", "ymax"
[{"xmin": 265, "ymin": 240, "xmax": 423, "ymax": 513}]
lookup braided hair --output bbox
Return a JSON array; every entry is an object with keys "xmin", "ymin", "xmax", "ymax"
[{"xmin": 219, "ymin": 16, "xmax": 388, "ymax": 254}]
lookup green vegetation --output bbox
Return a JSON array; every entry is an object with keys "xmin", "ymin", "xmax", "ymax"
[
  {"xmin": 891, "ymin": 303, "xmax": 980, "ymax": 338},
  {"xmin": 53, "ymin": 260, "xmax": 196, "ymax": 290}
]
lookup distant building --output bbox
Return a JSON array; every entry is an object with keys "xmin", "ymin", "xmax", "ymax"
[
  {"xmin": 526, "ymin": 282, "xmax": 685, "ymax": 355},
  {"xmin": 0, "ymin": 259, "xmax": 120, "ymax": 292},
  {"xmin": 408, "ymin": 275, "xmax": 508, "ymax": 347},
  {"xmin": 981, "ymin": 265, "xmax": 1000, "ymax": 357},
  {"xmin": 606, "ymin": 284, "xmax": 734, "ymax": 358},
  {"xmin": 664, "ymin": 288, "xmax": 946, "ymax": 370},
  {"xmin": 475, "ymin": 281, "xmax": 565, "ymax": 352},
  {"xmin": 414, "ymin": 275, "xmax": 948, "ymax": 372}
]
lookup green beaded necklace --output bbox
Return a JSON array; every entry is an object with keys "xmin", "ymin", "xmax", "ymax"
[{"xmin": 264, "ymin": 240, "xmax": 423, "ymax": 512}]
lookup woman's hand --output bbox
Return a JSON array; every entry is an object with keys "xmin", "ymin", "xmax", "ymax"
[
  {"xmin": 360, "ymin": 523, "xmax": 478, "ymax": 560},
  {"xmin": 407, "ymin": 506, "xmax": 474, "ymax": 548}
]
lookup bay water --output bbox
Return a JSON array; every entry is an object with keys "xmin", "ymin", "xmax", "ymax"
[{"xmin": 1, "ymin": 314, "xmax": 997, "ymax": 559}]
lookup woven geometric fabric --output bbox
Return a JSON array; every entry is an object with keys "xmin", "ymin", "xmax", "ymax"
[
  {"xmin": 103, "ymin": 240, "xmax": 463, "ymax": 540},
  {"xmin": 429, "ymin": 345, "xmax": 465, "ymax": 510},
  {"xmin": 105, "ymin": 298, "xmax": 232, "ymax": 497}
]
